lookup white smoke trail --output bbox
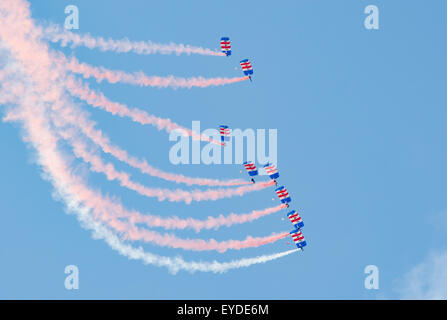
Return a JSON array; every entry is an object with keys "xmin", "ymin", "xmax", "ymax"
[{"xmin": 43, "ymin": 23, "xmax": 225, "ymax": 57}]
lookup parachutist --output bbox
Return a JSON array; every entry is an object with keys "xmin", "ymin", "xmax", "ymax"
[
  {"xmin": 240, "ymin": 59, "xmax": 253, "ymax": 80},
  {"xmin": 290, "ymin": 230, "xmax": 307, "ymax": 250},
  {"xmin": 243, "ymin": 161, "xmax": 258, "ymax": 184},
  {"xmin": 219, "ymin": 125, "xmax": 230, "ymax": 146},
  {"xmin": 264, "ymin": 163, "xmax": 279, "ymax": 184},
  {"xmin": 220, "ymin": 37, "xmax": 231, "ymax": 56}
]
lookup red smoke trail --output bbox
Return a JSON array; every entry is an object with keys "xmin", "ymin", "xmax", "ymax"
[
  {"xmin": 60, "ymin": 133, "xmax": 273, "ymax": 204},
  {"xmin": 129, "ymin": 204, "xmax": 288, "ymax": 232},
  {"xmin": 62, "ymin": 55, "xmax": 250, "ymax": 89}
]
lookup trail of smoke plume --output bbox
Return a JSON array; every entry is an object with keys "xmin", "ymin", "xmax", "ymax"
[
  {"xmin": 43, "ymin": 153, "xmax": 287, "ymax": 252},
  {"xmin": 0, "ymin": 0, "xmax": 299, "ymax": 273},
  {"xmin": 7, "ymin": 95, "xmax": 285, "ymax": 248},
  {"xmin": 37, "ymin": 66, "xmax": 262, "ymax": 201},
  {"xmin": 44, "ymin": 108, "xmax": 284, "ymax": 230},
  {"xmin": 2, "ymin": 86, "xmax": 296, "ymax": 272},
  {"xmin": 62, "ymin": 55, "xmax": 250, "ymax": 89},
  {"xmin": 36, "ymin": 130, "xmax": 286, "ymax": 230},
  {"xmin": 59, "ymin": 130, "xmax": 273, "ymax": 204},
  {"xmin": 3, "ymin": 100, "xmax": 284, "ymax": 228},
  {"xmin": 87, "ymin": 204, "xmax": 289, "ymax": 252},
  {"xmin": 43, "ymin": 23, "xmax": 225, "ymax": 57},
  {"xmin": 129, "ymin": 204, "xmax": 288, "ymax": 233},
  {"xmin": 62, "ymin": 83, "xmax": 248, "ymax": 188},
  {"xmin": 2, "ymin": 6, "xmax": 269, "ymax": 208},
  {"xmin": 41, "ymin": 123, "xmax": 285, "ymax": 230},
  {"xmin": 121, "ymin": 227, "xmax": 289, "ymax": 253},
  {"xmin": 1, "ymin": 76, "xmax": 288, "ymax": 255},
  {"xmin": 3, "ymin": 16, "xmax": 269, "ymax": 202},
  {"xmin": 46, "ymin": 103, "xmax": 271, "ymax": 204},
  {"xmin": 63, "ymin": 74, "xmax": 225, "ymax": 147},
  {"xmin": 2, "ymin": 2, "xmax": 274, "ymax": 206},
  {"xmin": 0, "ymin": 66, "xmax": 28, "ymax": 105},
  {"xmin": 43, "ymin": 158, "xmax": 285, "ymax": 232}
]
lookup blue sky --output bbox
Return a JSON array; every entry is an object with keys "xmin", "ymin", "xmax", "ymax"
[{"xmin": 0, "ymin": 0, "xmax": 447, "ymax": 299}]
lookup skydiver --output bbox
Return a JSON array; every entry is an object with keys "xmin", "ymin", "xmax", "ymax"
[{"xmin": 251, "ymin": 178, "xmax": 255, "ymax": 184}]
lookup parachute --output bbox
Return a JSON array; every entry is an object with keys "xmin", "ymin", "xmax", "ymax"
[
  {"xmin": 264, "ymin": 163, "xmax": 279, "ymax": 180},
  {"xmin": 243, "ymin": 161, "xmax": 258, "ymax": 183},
  {"xmin": 240, "ymin": 59, "xmax": 253, "ymax": 76},
  {"xmin": 275, "ymin": 186, "xmax": 291, "ymax": 204},
  {"xmin": 290, "ymin": 229, "xmax": 307, "ymax": 249},
  {"xmin": 287, "ymin": 210, "xmax": 304, "ymax": 230},
  {"xmin": 220, "ymin": 37, "xmax": 231, "ymax": 56},
  {"xmin": 243, "ymin": 161, "xmax": 258, "ymax": 176},
  {"xmin": 219, "ymin": 125, "xmax": 231, "ymax": 145}
]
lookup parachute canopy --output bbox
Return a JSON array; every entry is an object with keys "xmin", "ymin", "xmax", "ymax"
[
  {"xmin": 220, "ymin": 37, "xmax": 231, "ymax": 56},
  {"xmin": 264, "ymin": 163, "xmax": 279, "ymax": 180},
  {"xmin": 243, "ymin": 161, "xmax": 258, "ymax": 176},
  {"xmin": 240, "ymin": 59, "xmax": 253, "ymax": 76},
  {"xmin": 275, "ymin": 186, "xmax": 291, "ymax": 204},
  {"xmin": 287, "ymin": 210, "xmax": 304, "ymax": 230},
  {"xmin": 290, "ymin": 229, "xmax": 307, "ymax": 249},
  {"xmin": 219, "ymin": 125, "xmax": 231, "ymax": 143}
]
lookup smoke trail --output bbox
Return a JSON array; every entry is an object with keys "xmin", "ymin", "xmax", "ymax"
[
  {"xmin": 1, "ymin": 112, "xmax": 283, "ymax": 230},
  {"xmin": 46, "ymin": 162, "xmax": 288, "ymax": 252},
  {"xmin": 129, "ymin": 204, "xmax": 288, "ymax": 233},
  {"xmin": 2, "ymin": 85, "xmax": 296, "ymax": 272},
  {"xmin": 87, "ymin": 205, "xmax": 289, "ymax": 252},
  {"xmin": 35, "ymin": 75, "xmax": 269, "ymax": 203},
  {"xmin": 0, "ymin": 0, "xmax": 299, "ymax": 273},
  {"xmin": 52, "ymin": 55, "xmax": 249, "ymax": 189},
  {"xmin": 62, "ymin": 55, "xmax": 250, "ymax": 89},
  {"xmin": 45, "ymin": 103, "xmax": 271, "ymax": 204},
  {"xmin": 64, "ymin": 74, "xmax": 225, "ymax": 147},
  {"xmin": 61, "ymin": 86, "xmax": 247, "ymax": 188},
  {"xmin": 43, "ymin": 23, "xmax": 225, "ymax": 57},
  {"xmin": 36, "ymin": 158, "xmax": 284, "ymax": 232},
  {"xmin": 60, "ymin": 131, "xmax": 273, "ymax": 204},
  {"xmin": 120, "ymin": 227, "xmax": 289, "ymax": 253},
  {"xmin": 7, "ymin": 94, "xmax": 283, "ymax": 243},
  {"xmin": 3, "ymin": 11, "xmax": 272, "ymax": 203},
  {"xmin": 33, "ymin": 64, "xmax": 264, "ymax": 201}
]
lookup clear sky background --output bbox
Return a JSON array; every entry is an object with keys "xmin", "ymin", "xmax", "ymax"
[{"xmin": 1, "ymin": 0, "xmax": 447, "ymax": 299}]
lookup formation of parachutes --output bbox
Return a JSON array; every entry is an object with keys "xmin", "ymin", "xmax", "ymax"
[
  {"xmin": 0, "ymin": 0, "xmax": 308, "ymax": 274},
  {"xmin": 240, "ymin": 161, "xmax": 307, "ymax": 250},
  {"xmin": 220, "ymin": 37, "xmax": 308, "ymax": 251}
]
